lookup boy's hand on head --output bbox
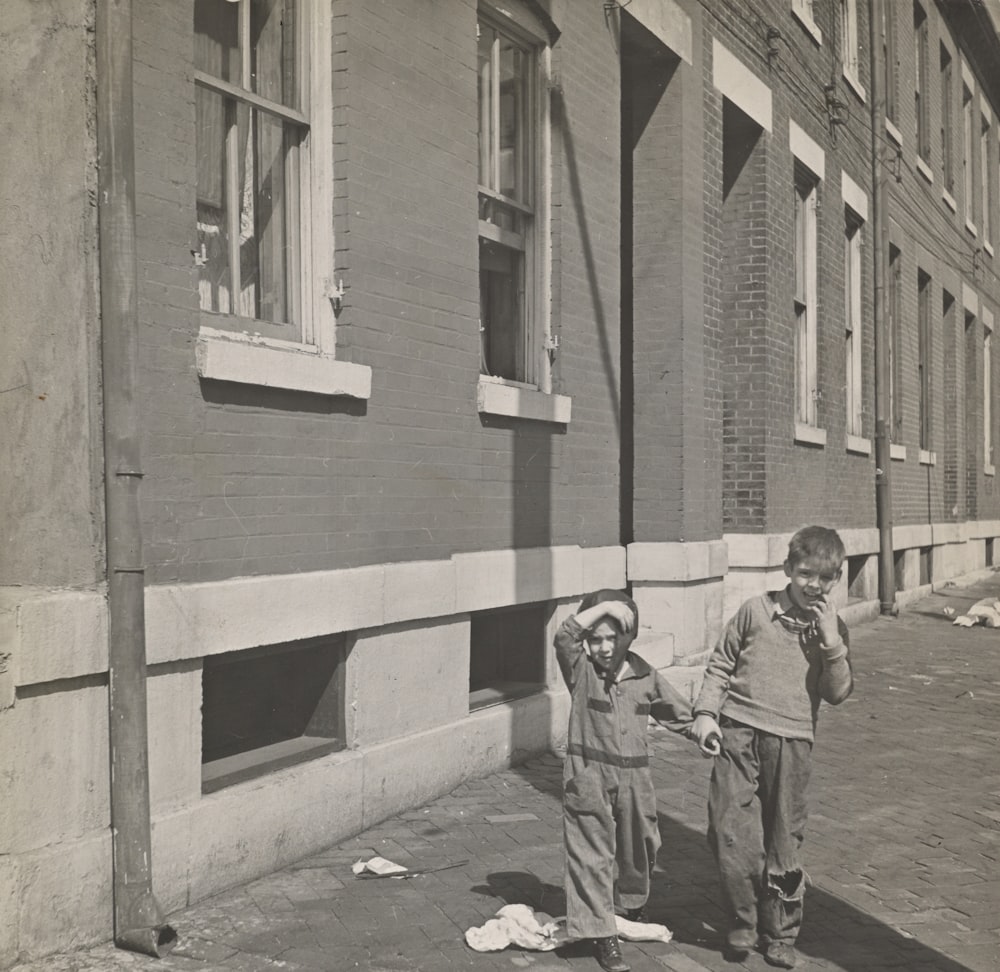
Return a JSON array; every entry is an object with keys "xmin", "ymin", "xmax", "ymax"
[
  {"xmin": 692, "ymin": 714, "xmax": 722, "ymax": 758},
  {"xmin": 598, "ymin": 600, "xmax": 635, "ymax": 633}
]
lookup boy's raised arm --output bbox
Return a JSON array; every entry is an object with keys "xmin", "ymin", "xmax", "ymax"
[{"xmin": 817, "ymin": 617, "xmax": 853, "ymax": 704}]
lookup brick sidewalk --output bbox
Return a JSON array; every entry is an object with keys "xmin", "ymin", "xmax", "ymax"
[{"xmin": 13, "ymin": 576, "xmax": 1000, "ymax": 972}]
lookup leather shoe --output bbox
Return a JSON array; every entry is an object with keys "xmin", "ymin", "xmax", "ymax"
[
  {"xmin": 593, "ymin": 935, "xmax": 630, "ymax": 972},
  {"xmin": 763, "ymin": 941, "xmax": 798, "ymax": 968}
]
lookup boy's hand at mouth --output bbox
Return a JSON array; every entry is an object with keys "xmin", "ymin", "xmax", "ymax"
[{"xmin": 807, "ymin": 594, "xmax": 842, "ymax": 650}]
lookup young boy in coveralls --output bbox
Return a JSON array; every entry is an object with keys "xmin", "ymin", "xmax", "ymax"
[
  {"xmin": 692, "ymin": 526, "xmax": 854, "ymax": 969},
  {"xmin": 554, "ymin": 589, "xmax": 694, "ymax": 972}
]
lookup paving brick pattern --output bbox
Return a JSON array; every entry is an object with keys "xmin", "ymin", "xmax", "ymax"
[{"xmin": 15, "ymin": 578, "xmax": 1000, "ymax": 972}]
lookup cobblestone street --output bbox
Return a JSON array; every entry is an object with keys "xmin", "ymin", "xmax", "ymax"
[{"xmin": 17, "ymin": 577, "xmax": 1000, "ymax": 972}]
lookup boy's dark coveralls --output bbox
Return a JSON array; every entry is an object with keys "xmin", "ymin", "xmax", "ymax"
[
  {"xmin": 694, "ymin": 591, "xmax": 852, "ymax": 948},
  {"xmin": 555, "ymin": 590, "xmax": 693, "ymax": 940}
]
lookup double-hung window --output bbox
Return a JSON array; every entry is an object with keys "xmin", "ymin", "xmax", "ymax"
[
  {"xmin": 840, "ymin": 0, "xmax": 859, "ymax": 85},
  {"xmin": 193, "ymin": 0, "xmax": 370, "ymax": 397},
  {"xmin": 476, "ymin": 3, "xmax": 565, "ymax": 423},
  {"xmin": 844, "ymin": 208, "xmax": 864, "ymax": 437},
  {"xmin": 478, "ymin": 7, "xmax": 540, "ymax": 384},
  {"xmin": 940, "ymin": 45, "xmax": 954, "ymax": 195},
  {"xmin": 917, "ymin": 269, "xmax": 931, "ymax": 451},
  {"xmin": 914, "ymin": 4, "xmax": 929, "ymax": 163},
  {"xmin": 982, "ymin": 109, "xmax": 993, "ymax": 248},
  {"xmin": 963, "ymin": 80, "xmax": 975, "ymax": 228},
  {"xmin": 794, "ymin": 166, "xmax": 819, "ymax": 428},
  {"xmin": 888, "ymin": 244, "xmax": 902, "ymax": 441},
  {"xmin": 195, "ymin": 0, "xmax": 307, "ymax": 335},
  {"xmin": 986, "ymin": 312, "xmax": 995, "ymax": 473}
]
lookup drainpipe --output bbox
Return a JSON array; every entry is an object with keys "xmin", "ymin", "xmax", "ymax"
[
  {"xmin": 96, "ymin": 0, "xmax": 176, "ymax": 955},
  {"xmin": 870, "ymin": 0, "xmax": 896, "ymax": 614}
]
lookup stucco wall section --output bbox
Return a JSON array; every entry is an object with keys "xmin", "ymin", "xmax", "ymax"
[
  {"xmin": 0, "ymin": 684, "xmax": 109, "ymax": 855},
  {"xmin": 0, "ymin": 0, "xmax": 102, "ymax": 588},
  {"xmin": 347, "ymin": 618, "xmax": 471, "ymax": 747}
]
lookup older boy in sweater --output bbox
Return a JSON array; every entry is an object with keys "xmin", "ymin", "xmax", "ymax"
[{"xmin": 691, "ymin": 526, "xmax": 853, "ymax": 969}]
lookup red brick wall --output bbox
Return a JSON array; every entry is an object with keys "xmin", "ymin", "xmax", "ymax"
[{"xmin": 130, "ymin": 0, "xmax": 623, "ymax": 585}]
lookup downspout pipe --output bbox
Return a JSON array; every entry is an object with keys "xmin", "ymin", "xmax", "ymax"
[
  {"xmin": 96, "ymin": 0, "xmax": 176, "ymax": 955},
  {"xmin": 869, "ymin": 0, "xmax": 897, "ymax": 614}
]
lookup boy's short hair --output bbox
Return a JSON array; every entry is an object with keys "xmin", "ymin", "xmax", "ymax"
[{"xmin": 786, "ymin": 525, "xmax": 846, "ymax": 572}]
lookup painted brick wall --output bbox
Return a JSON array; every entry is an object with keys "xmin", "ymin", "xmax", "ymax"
[{"xmin": 130, "ymin": 0, "xmax": 622, "ymax": 586}]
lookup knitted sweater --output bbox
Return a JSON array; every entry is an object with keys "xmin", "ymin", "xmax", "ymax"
[{"xmin": 694, "ymin": 590, "xmax": 853, "ymax": 741}]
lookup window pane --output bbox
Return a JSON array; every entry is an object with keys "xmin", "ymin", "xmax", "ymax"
[
  {"xmin": 480, "ymin": 240, "xmax": 523, "ymax": 381},
  {"xmin": 194, "ymin": 0, "xmax": 240, "ymax": 82},
  {"xmin": 252, "ymin": 0, "xmax": 299, "ymax": 109},
  {"xmin": 478, "ymin": 25, "xmax": 494, "ymax": 188},
  {"xmin": 242, "ymin": 108, "xmax": 300, "ymax": 324},
  {"xmin": 196, "ymin": 86, "xmax": 233, "ymax": 314},
  {"xmin": 498, "ymin": 37, "xmax": 528, "ymax": 202}
]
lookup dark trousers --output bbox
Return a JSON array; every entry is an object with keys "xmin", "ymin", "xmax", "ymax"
[
  {"xmin": 707, "ymin": 719, "xmax": 812, "ymax": 945},
  {"xmin": 563, "ymin": 763, "xmax": 661, "ymax": 939}
]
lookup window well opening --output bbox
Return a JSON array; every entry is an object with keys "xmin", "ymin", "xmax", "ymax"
[
  {"xmin": 469, "ymin": 601, "xmax": 547, "ymax": 710},
  {"xmin": 201, "ymin": 634, "xmax": 346, "ymax": 792}
]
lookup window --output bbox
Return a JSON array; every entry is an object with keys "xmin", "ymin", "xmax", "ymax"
[
  {"xmin": 469, "ymin": 603, "xmax": 546, "ymax": 710},
  {"xmin": 940, "ymin": 45, "xmax": 954, "ymax": 193},
  {"xmin": 478, "ymin": 5, "xmax": 544, "ymax": 387},
  {"xmin": 982, "ymin": 111, "xmax": 993, "ymax": 247},
  {"xmin": 792, "ymin": 0, "xmax": 822, "ymax": 44},
  {"xmin": 794, "ymin": 166, "xmax": 819, "ymax": 427},
  {"xmin": 914, "ymin": 4, "xmax": 929, "ymax": 161},
  {"xmin": 964, "ymin": 82, "xmax": 975, "ymax": 226},
  {"xmin": 888, "ymin": 244, "xmax": 902, "ymax": 441},
  {"xmin": 192, "ymin": 2, "xmax": 369, "ymax": 397},
  {"xmin": 845, "ymin": 208, "xmax": 864, "ymax": 436},
  {"xmin": 201, "ymin": 635, "xmax": 346, "ymax": 792},
  {"xmin": 195, "ymin": 0, "xmax": 308, "ymax": 338},
  {"xmin": 883, "ymin": 3, "xmax": 897, "ymax": 125},
  {"xmin": 840, "ymin": 0, "xmax": 859, "ymax": 81},
  {"xmin": 986, "ymin": 320, "xmax": 995, "ymax": 470},
  {"xmin": 918, "ymin": 269, "xmax": 931, "ymax": 450}
]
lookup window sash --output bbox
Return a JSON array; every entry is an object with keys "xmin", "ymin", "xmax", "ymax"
[
  {"xmin": 986, "ymin": 330, "xmax": 994, "ymax": 467},
  {"xmin": 477, "ymin": 9, "xmax": 539, "ymax": 386},
  {"xmin": 841, "ymin": 0, "xmax": 858, "ymax": 77},
  {"xmin": 888, "ymin": 246, "xmax": 902, "ymax": 440},
  {"xmin": 918, "ymin": 272, "xmax": 931, "ymax": 450},
  {"xmin": 845, "ymin": 219, "xmax": 863, "ymax": 436},
  {"xmin": 794, "ymin": 177, "xmax": 818, "ymax": 426},
  {"xmin": 982, "ymin": 115, "xmax": 992, "ymax": 244},
  {"xmin": 941, "ymin": 50, "xmax": 953, "ymax": 191},
  {"xmin": 964, "ymin": 88, "xmax": 974, "ymax": 223},
  {"xmin": 194, "ymin": 0, "xmax": 309, "ymax": 340},
  {"xmin": 914, "ymin": 6, "xmax": 929, "ymax": 159}
]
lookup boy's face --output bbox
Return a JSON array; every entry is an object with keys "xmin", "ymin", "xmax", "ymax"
[
  {"xmin": 784, "ymin": 555, "xmax": 842, "ymax": 614},
  {"xmin": 586, "ymin": 619, "xmax": 619, "ymax": 672}
]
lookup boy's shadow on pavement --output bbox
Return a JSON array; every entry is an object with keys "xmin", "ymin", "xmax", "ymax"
[{"xmin": 655, "ymin": 811, "xmax": 978, "ymax": 972}]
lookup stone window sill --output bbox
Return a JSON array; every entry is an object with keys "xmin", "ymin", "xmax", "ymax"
[
  {"xmin": 477, "ymin": 377, "xmax": 571, "ymax": 424},
  {"xmin": 196, "ymin": 326, "xmax": 372, "ymax": 398}
]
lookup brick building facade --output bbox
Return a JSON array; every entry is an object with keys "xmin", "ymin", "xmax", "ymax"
[{"xmin": 2, "ymin": 0, "xmax": 999, "ymax": 963}]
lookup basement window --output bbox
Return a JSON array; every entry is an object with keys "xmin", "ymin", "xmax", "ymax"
[
  {"xmin": 469, "ymin": 602, "xmax": 546, "ymax": 710},
  {"xmin": 201, "ymin": 635, "xmax": 346, "ymax": 793}
]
